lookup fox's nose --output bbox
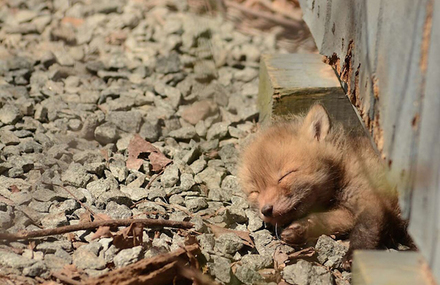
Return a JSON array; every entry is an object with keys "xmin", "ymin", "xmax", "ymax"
[{"xmin": 261, "ymin": 205, "xmax": 273, "ymax": 217}]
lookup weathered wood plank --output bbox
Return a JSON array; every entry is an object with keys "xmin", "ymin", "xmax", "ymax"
[
  {"xmin": 258, "ymin": 53, "xmax": 367, "ymax": 136},
  {"xmin": 410, "ymin": 0, "xmax": 440, "ymax": 279},
  {"xmin": 352, "ymin": 251, "xmax": 434, "ymax": 285},
  {"xmin": 299, "ymin": 0, "xmax": 440, "ymax": 280}
]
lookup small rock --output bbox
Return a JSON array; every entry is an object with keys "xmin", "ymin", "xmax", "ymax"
[
  {"xmin": 161, "ymin": 164, "xmax": 180, "ymax": 188},
  {"xmin": 95, "ymin": 122, "xmax": 119, "ymax": 145},
  {"xmin": 207, "ymin": 122, "xmax": 229, "ymax": 141},
  {"xmin": 139, "ymin": 121, "xmax": 160, "ymax": 143},
  {"xmin": 181, "ymin": 100, "xmax": 218, "ymax": 125},
  {"xmin": 73, "ymin": 249, "xmax": 106, "ymax": 270},
  {"xmin": 210, "ymin": 255, "xmax": 232, "ymax": 284},
  {"xmin": 168, "ymin": 126, "xmax": 196, "ymax": 140},
  {"xmin": 156, "ymin": 53, "xmax": 181, "ymax": 74},
  {"xmin": 283, "ymin": 260, "xmax": 334, "ymax": 285},
  {"xmin": 185, "ymin": 197, "xmax": 208, "ymax": 212},
  {"xmin": 214, "ymin": 233, "xmax": 244, "ymax": 255},
  {"xmin": 41, "ymin": 212, "xmax": 69, "ymax": 228},
  {"xmin": 23, "ymin": 261, "xmax": 48, "ymax": 278},
  {"xmin": 315, "ymin": 235, "xmax": 349, "ymax": 269},
  {"xmin": 114, "ymin": 246, "xmax": 143, "ymax": 268},
  {"xmin": 0, "ymin": 104, "xmax": 21, "ymax": 124},
  {"xmin": 107, "ymin": 111, "xmax": 142, "ymax": 133},
  {"xmin": 61, "ymin": 163, "xmax": 93, "ymax": 188}
]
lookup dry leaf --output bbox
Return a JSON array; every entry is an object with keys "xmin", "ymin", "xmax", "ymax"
[
  {"xmin": 287, "ymin": 247, "xmax": 316, "ymax": 260},
  {"xmin": 148, "ymin": 151, "xmax": 172, "ymax": 172},
  {"xmin": 208, "ymin": 224, "xmax": 255, "ymax": 248},
  {"xmin": 91, "ymin": 213, "xmax": 113, "ymax": 240},
  {"xmin": 10, "ymin": 185, "xmax": 20, "ymax": 193},
  {"xmin": 273, "ymin": 246, "xmax": 289, "ymax": 270},
  {"xmin": 113, "ymin": 222, "xmax": 144, "ymax": 249},
  {"xmin": 126, "ymin": 134, "xmax": 172, "ymax": 171}
]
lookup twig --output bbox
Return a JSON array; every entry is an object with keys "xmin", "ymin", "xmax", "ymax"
[
  {"xmin": 176, "ymin": 262, "xmax": 220, "ymax": 285},
  {"xmin": 84, "ymin": 244, "xmax": 200, "ymax": 285},
  {"xmin": 224, "ymin": 0, "xmax": 303, "ymax": 29},
  {"xmin": 146, "ymin": 169, "xmax": 165, "ymax": 189},
  {"xmin": 0, "ymin": 218, "xmax": 193, "ymax": 241},
  {"xmin": 51, "ymin": 271, "xmax": 82, "ymax": 285},
  {"xmin": 43, "ymin": 182, "xmax": 97, "ymax": 218}
]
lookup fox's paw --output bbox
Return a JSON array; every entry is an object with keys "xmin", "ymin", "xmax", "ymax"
[
  {"xmin": 341, "ymin": 251, "xmax": 353, "ymax": 271},
  {"xmin": 280, "ymin": 221, "xmax": 309, "ymax": 245}
]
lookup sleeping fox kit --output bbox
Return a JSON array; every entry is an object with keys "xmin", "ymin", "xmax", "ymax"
[{"xmin": 238, "ymin": 104, "xmax": 413, "ymax": 267}]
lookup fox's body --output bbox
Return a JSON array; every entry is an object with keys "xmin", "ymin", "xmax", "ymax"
[{"xmin": 238, "ymin": 105, "xmax": 413, "ymax": 267}]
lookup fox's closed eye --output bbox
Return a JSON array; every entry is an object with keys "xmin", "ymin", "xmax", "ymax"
[{"xmin": 278, "ymin": 169, "xmax": 297, "ymax": 183}]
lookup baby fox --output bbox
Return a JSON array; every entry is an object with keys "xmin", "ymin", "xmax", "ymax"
[{"xmin": 238, "ymin": 104, "xmax": 413, "ymax": 268}]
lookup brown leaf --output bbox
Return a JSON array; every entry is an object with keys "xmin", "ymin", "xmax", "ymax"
[
  {"xmin": 148, "ymin": 151, "xmax": 172, "ymax": 172},
  {"xmin": 91, "ymin": 213, "xmax": 113, "ymax": 240},
  {"xmin": 287, "ymin": 247, "xmax": 316, "ymax": 260},
  {"xmin": 273, "ymin": 246, "xmax": 289, "ymax": 270},
  {"xmin": 208, "ymin": 224, "xmax": 255, "ymax": 248},
  {"xmin": 126, "ymin": 134, "xmax": 170, "ymax": 171},
  {"xmin": 113, "ymin": 222, "xmax": 144, "ymax": 249},
  {"xmin": 10, "ymin": 185, "xmax": 20, "ymax": 193}
]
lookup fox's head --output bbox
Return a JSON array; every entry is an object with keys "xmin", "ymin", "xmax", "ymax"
[{"xmin": 238, "ymin": 105, "xmax": 344, "ymax": 226}]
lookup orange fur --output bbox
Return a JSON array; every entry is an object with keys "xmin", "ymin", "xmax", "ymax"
[{"xmin": 238, "ymin": 104, "xmax": 413, "ymax": 267}]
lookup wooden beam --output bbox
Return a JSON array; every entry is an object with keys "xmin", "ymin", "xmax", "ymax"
[
  {"xmin": 352, "ymin": 251, "xmax": 435, "ymax": 285},
  {"xmin": 258, "ymin": 53, "xmax": 367, "ymax": 137}
]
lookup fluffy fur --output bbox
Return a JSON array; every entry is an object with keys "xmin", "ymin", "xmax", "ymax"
[{"xmin": 238, "ymin": 104, "xmax": 413, "ymax": 268}]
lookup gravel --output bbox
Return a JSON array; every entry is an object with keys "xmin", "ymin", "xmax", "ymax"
[{"xmin": 0, "ymin": 1, "xmax": 344, "ymax": 284}]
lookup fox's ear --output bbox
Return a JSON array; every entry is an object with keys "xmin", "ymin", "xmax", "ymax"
[{"xmin": 301, "ymin": 104, "xmax": 331, "ymax": 142}]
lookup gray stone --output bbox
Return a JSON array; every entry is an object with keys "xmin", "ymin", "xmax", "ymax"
[
  {"xmin": 0, "ymin": 250, "xmax": 36, "ymax": 269},
  {"xmin": 23, "ymin": 261, "xmax": 48, "ymax": 278},
  {"xmin": 36, "ymin": 240, "xmax": 73, "ymax": 254},
  {"xmin": 120, "ymin": 186, "xmax": 149, "ymax": 201},
  {"xmin": 114, "ymin": 246, "xmax": 143, "ymax": 268},
  {"xmin": 190, "ymin": 158, "xmax": 207, "ymax": 174},
  {"xmin": 107, "ymin": 111, "xmax": 143, "ymax": 133},
  {"xmin": 315, "ymin": 235, "xmax": 349, "ymax": 269},
  {"xmin": 234, "ymin": 67, "xmax": 259, "ymax": 82},
  {"xmin": 245, "ymin": 209, "xmax": 263, "ymax": 232},
  {"xmin": 214, "ymin": 233, "xmax": 244, "ymax": 255},
  {"xmin": 0, "ymin": 104, "xmax": 21, "ymax": 124},
  {"xmin": 95, "ymin": 122, "xmax": 119, "ymax": 145},
  {"xmin": 73, "ymin": 248, "xmax": 106, "ymax": 270},
  {"xmin": 167, "ymin": 126, "xmax": 196, "ymax": 140},
  {"xmin": 185, "ymin": 197, "xmax": 208, "ymax": 212},
  {"xmin": 139, "ymin": 121, "xmax": 160, "ymax": 143},
  {"xmin": 0, "ymin": 129, "xmax": 20, "ymax": 145},
  {"xmin": 196, "ymin": 166, "xmax": 225, "ymax": 189},
  {"xmin": 207, "ymin": 122, "xmax": 229, "ymax": 141},
  {"xmin": 195, "ymin": 120, "xmax": 207, "ymax": 137},
  {"xmin": 41, "ymin": 212, "xmax": 69, "ymax": 228},
  {"xmin": 161, "ymin": 164, "xmax": 180, "ymax": 188},
  {"xmin": 283, "ymin": 260, "xmax": 334, "ymax": 285},
  {"xmin": 218, "ymin": 144, "xmax": 238, "ymax": 174},
  {"xmin": 180, "ymin": 173, "xmax": 195, "ymax": 191},
  {"xmin": 169, "ymin": 194, "xmax": 185, "ymax": 206},
  {"xmin": 181, "ymin": 100, "xmax": 218, "ymax": 125},
  {"xmin": 44, "ymin": 254, "xmax": 71, "ymax": 271},
  {"xmin": 210, "ymin": 255, "xmax": 231, "ymax": 284},
  {"xmin": 234, "ymin": 265, "xmax": 264, "ymax": 285},
  {"xmin": 156, "ymin": 53, "xmax": 181, "ymax": 74},
  {"xmin": 61, "ymin": 163, "xmax": 93, "ymax": 188},
  {"xmin": 105, "ymin": 201, "xmax": 132, "ymax": 219}
]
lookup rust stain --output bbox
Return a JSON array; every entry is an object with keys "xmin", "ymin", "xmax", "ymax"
[
  {"xmin": 420, "ymin": 0, "xmax": 433, "ymax": 73},
  {"xmin": 372, "ymin": 75, "xmax": 380, "ymax": 99},
  {"xmin": 412, "ymin": 113, "xmax": 420, "ymax": 130},
  {"xmin": 340, "ymin": 40, "xmax": 354, "ymax": 88},
  {"xmin": 323, "ymin": 40, "xmax": 386, "ymax": 155}
]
